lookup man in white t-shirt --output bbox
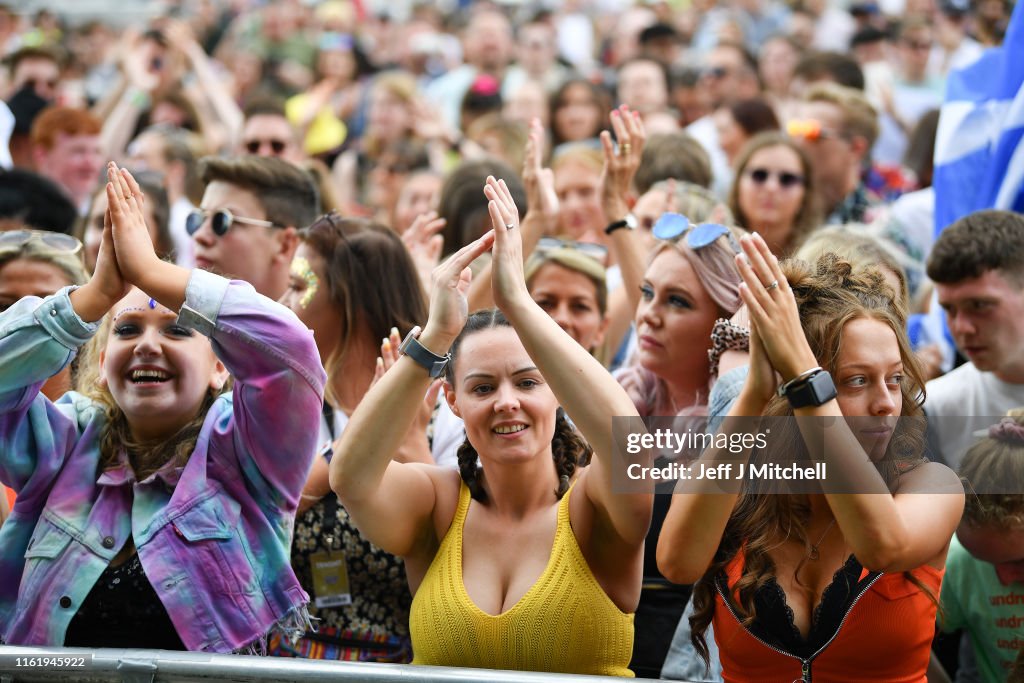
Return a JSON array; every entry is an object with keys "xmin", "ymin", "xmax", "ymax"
[{"xmin": 925, "ymin": 210, "xmax": 1024, "ymax": 468}]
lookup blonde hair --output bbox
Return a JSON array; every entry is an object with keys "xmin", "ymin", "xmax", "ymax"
[
  {"xmin": 74, "ymin": 304, "xmax": 227, "ymax": 481},
  {"xmin": 0, "ymin": 234, "xmax": 89, "ymax": 287},
  {"xmin": 960, "ymin": 409, "xmax": 1024, "ymax": 530},
  {"xmin": 797, "ymin": 227, "xmax": 909, "ymax": 309},
  {"xmin": 804, "ymin": 82, "xmax": 880, "ymax": 149}
]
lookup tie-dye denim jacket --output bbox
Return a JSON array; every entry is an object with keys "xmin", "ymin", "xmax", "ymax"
[{"xmin": 0, "ymin": 270, "xmax": 325, "ymax": 652}]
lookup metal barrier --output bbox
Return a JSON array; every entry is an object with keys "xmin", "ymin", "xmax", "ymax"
[{"xmin": 0, "ymin": 646, "xmax": 680, "ymax": 683}]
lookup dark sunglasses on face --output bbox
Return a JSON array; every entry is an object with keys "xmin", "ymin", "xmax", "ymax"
[
  {"xmin": 652, "ymin": 213, "xmax": 740, "ymax": 253},
  {"xmin": 0, "ymin": 229, "xmax": 83, "ymax": 254},
  {"xmin": 536, "ymin": 237, "xmax": 609, "ymax": 266},
  {"xmin": 185, "ymin": 209, "xmax": 283, "ymax": 237},
  {"xmin": 703, "ymin": 66, "xmax": 730, "ymax": 80},
  {"xmin": 746, "ymin": 168, "xmax": 805, "ymax": 188},
  {"xmin": 244, "ymin": 139, "xmax": 288, "ymax": 155}
]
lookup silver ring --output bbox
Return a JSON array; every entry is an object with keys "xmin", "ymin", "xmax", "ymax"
[
  {"xmin": 505, "ymin": 223, "xmax": 515, "ymax": 230},
  {"xmin": 764, "ymin": 279, "xmax": 779, "ymax": 291}
]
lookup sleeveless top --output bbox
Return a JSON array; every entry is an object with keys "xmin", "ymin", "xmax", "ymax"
[
  {"xmin": 712, "ymin": 549, "xmax": 943, "ymax": 683},
  {"xmin": 409, "ymin": 482, "xmax": 635, "ymax": 677}
]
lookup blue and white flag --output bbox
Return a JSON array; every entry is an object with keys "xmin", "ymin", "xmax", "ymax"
[{"xmin": 933, "ymin": 0, "xmax": 1024, "ymax": 235}]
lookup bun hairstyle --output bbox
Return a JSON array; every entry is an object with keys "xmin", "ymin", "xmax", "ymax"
[
  {"xmin": 960, "ymin": 409, "xmax": 1024, "ymax": 530},
  {"xmin": 688, "ymin": 253, "xmax": 928, "ymax": 670},
  {"xmin": 446, "ymin": 309, "xmax": 593, "ymax": 502}
]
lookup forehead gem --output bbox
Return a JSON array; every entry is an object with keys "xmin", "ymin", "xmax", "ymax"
[{"xmin": 148, "ymin": 298, "xmax": 157, "ymax": 309}]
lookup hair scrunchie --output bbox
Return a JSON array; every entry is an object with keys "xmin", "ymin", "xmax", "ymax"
[{"xmin": 988, "ymin": 418, "xmax": 1024, "ymax": 445}]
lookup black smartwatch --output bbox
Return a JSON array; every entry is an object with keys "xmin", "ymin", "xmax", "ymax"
[
  {"xmin": 604, "ymin": 213, "xmax": 637, "ymax": 235},
  {"xmin": 399, "ymin": 329, "xmax": 450, "ymax": 378},
  {"xmin": 778, "ymin": 368, "xmax": 837, "ymax": 409}
]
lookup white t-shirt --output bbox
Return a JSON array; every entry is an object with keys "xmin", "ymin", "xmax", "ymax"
[{"xmin": 924, "ymin": 362, "xmax": 1024, "ymax": 468}]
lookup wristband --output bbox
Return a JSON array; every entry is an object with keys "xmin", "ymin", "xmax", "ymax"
[
  {"xmin": 399, "ymin": 327, "xmax": 450, "ymax": 378},
  {"xmin": 604, "ymin": 213, "xmax": 637, "ymax": 235}
]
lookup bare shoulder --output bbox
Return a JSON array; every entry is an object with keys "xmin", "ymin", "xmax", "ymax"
[
  {"xmin": 422, "ymin": 465, "xmax": 462, "ymax": 542},
  {"xmin": 895, "ymin": 460, "xmax": 965, "ymax": 495}
]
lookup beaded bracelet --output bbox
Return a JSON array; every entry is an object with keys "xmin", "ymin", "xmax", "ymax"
[{"xmin": 708, "ymin": 318, "xmax": 751, "ymax": 379}]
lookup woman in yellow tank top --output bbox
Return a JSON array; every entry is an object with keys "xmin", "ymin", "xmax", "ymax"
[{"xmin": 331, "ymin": 176, "xmax": 653, "ymax": 676}]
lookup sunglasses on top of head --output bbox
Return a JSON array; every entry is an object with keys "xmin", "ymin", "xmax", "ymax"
[
  {"xmin": 536, "ymin": 237, "xmax": 609, "ymax": 265},
  {"xmin": 0, "ymin": 229, "xmax": 83, "ymax": 254},
  {"xmin": 185, "ymin": 209, "xmax": 285, "ymax": 237},
  {"xmin": 651, "ymin": 213, "xmax": 740, "ymax": 253}
]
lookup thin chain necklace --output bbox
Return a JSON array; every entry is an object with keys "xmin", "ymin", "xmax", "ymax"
[{"xmin": 808, "ymin": 519, "xmax": 836, "ymax": 561}]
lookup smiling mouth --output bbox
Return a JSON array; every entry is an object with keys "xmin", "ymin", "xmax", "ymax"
[
  {"xmin": 493, "ymin": 424, "xmax": 527, "ymax": 435},
  {"xmin": 130, "ymin": 369, "xmax": 171, "ymax": 384}
]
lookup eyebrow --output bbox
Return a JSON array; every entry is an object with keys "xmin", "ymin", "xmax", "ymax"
[
  {"xmin": 463, "ymin": 366, "xmax": 539, "ymax": 382},
  {"xmin": 839, "ymin": 361, "xmax": 903, "ymax": 371}
]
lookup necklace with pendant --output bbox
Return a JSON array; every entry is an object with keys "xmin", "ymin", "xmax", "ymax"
[{"xmin": 808, "ymin": 519, "xmax": 836, "ymax": 561}]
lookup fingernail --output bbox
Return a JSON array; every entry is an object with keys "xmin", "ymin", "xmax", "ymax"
[
  {"xmin": 377, "ymin": 357, "xmax": 384, "ymax": 367},
  {"xmin": 390, "ymin": 326, "xmax": 399, "ymax": 338}
]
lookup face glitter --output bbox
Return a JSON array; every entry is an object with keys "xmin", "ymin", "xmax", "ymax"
[{"xmin": 291, "ymin": 256, "xmax": 320, "ymax": 309}]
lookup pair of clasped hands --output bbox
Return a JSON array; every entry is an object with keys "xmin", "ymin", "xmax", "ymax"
[{"xmin": 70, "ymin": 163, "xmax": 172, "ymax": 324}]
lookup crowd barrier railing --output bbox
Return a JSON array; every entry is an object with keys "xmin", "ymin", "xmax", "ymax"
[{"xmin": 0, "ymin": 646, "xmax": 681, "ymax": 683}]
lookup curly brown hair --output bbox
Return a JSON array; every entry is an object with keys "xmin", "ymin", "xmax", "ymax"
[{"xmin": 688, "ymin": 254, "xmax": 930, "ymax": 667}]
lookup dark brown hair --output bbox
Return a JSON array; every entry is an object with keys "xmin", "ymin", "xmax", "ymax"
[
  {"xmin": 635, "ymin": 132, "xmax": 713, "ymax": 193},
  {"xmin": 300, "ymin": 214, "xmax": 427, "ymax": 407},
  {"xmin": 926, "ymin": 209, "xmax": 1024, "ymax": 285}
]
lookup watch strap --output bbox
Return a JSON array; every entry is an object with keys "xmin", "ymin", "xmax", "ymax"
[
  {"xmin": 399, "ymin": 329, "xmax": 450, "ymax": 379},
  {"xmin": 604, "ymin": 214, "xmax": 636, "ymax": 235},
  {"xmin": 783, "ymin": 369, "xmax": 837, "ymax": 409}
]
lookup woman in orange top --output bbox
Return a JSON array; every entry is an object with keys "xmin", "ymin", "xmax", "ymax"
[{"xmin": 658, "ymin": 235, "xmax": 964, "ymax": 682}]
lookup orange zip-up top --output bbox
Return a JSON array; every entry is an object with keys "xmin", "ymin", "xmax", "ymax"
[
  {"xmin": 409, "ymin": 482, "xmax": 635, "ymax": 676},
  {"xmin": 712, "ymin": 549, "xmax": 942, "ymax": 683}
]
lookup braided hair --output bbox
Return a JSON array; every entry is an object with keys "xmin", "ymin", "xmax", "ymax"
[{"xmin": 447, "ymin": 309, "xmax": 593, "ymax": 502}]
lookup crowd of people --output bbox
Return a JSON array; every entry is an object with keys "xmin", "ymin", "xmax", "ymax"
[{"xmin": 1, "ymin": 0, "xmax": 1023, "ymax": 680}]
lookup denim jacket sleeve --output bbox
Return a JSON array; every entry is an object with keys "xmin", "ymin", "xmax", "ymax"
[
  {"xmin": 182, "ymin": 269, "xmax": 326, "ymax": 511},
  {"xmin": 0, "ymin": 287, "xmax": 97, "ymax": 499}
]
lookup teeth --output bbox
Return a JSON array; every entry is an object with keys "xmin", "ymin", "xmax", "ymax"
[
  {"xmin": 493, "ymin": 424, "xmax": 527, "ymax": 434},
  {"xmin": 131, "ymin": 369, "xmax": 169, "ymax": 381}
]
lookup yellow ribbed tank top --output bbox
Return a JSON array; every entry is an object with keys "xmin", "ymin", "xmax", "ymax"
[{"xmin": 409, "ymin": 482, "xmax": 635, "ymax": 677}]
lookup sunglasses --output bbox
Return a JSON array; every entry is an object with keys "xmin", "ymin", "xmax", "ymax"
[
  {"xmin": 536, "ymin": 237, "xmax": 609, "ymax": 265},
  {"xmin": 703, "ymin": 66, "xmax": 730, "ymax": 80},
  {"xmin": 786, "ymin": 119, "xmax": 847, "ymax": 143},
  {"xmin": 651, "ymin": 213, "xmax": 739, "ymax": 253},
  {"xmin": 244, "ymin": 139, "xmax": 288, "ymax": 155},
  {"xmin": 746, "ymin": 168, "xmax": 805, "ymax": 188},
  {"xmin": 0, "ymin": 229, "xmax": 83, "ymax": 254},
  {"xmin": 185, "ymin": 209, "xmax": 284, "ymax": 237}
]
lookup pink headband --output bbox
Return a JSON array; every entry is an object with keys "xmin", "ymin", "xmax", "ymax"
[{"xmin": 988, "ymin": 418, "xmax": 1024, "ymax": 445}]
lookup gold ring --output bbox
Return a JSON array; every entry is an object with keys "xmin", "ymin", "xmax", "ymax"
[{"xmin": 621, "ymin": 143, "xmax": 632, "ymax": 154}]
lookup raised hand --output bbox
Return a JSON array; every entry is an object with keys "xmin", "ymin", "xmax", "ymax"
[
  {"xmin": 369, "ymin": 326, "xmax": 442, "ymax": 464},
  {"xmin": 402, "ymin": 210, "xmax": 446, "ymax": 295},
  {"xmin": 599, "ymin": 104, "xmax": 646, "ymax": 221},
  {"xmin": 735, "ymin": 233, "xmax": 818, "ymax": 382},
  {"xmin": 522, "ymin": 118, "xmax": 558, "ymax": 226},
  {"xmin": 105, "ymin": 162, "xmax": 159, "ymax": 288},
  {"xmin": 484, "ymin": 176, "xmax": 530, "ymax": 313},
  {"xmin": 421, "ymin": 228, "xmax": 495, "ymax": 346}
]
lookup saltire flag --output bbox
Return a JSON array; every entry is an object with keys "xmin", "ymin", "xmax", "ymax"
[{"xmin": 933, "ymin": 0, "xmax": 1024, "ymax": 236}]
